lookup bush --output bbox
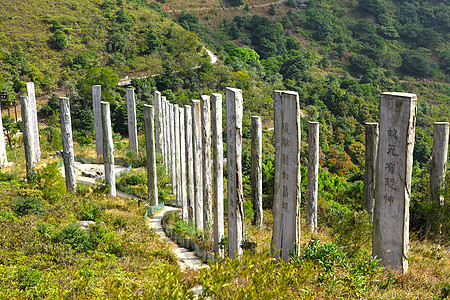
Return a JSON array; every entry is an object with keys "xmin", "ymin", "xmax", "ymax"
[
  {"xmin": 16, "ymin": 267, "xmax": 42, "ymax": 290},
  {"xmin": 36, "ymin": 162, "xmax": 66, "ymax": 202},
  {"xmin": 302, "ymin": 238, "xmax": 347, "ymax": 272},
  {"xmin": 350, "ymin": 54, "xmax": 375, "ymax": 74},
  {"xmin": 52, "ymin": 222, "xmax": 106, "ymax": 252},
  {"xmin": 401, "ymin": 51, "xmax": 432, "ymax": 77},
  {"xmin": 12, "ymin": 196, "xmax": 44, "ymax": 216}
]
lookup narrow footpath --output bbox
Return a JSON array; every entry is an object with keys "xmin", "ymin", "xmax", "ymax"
[{"xmin": 148, "ymin": 206, "xmax": 206, "ymax": 271}]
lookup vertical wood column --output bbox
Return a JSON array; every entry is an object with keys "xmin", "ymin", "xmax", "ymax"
[
  {"xmin": 226, "ymin": 87, "xmax": 244, "ymax": 259},
  {"xmin": 373, "ymin": 92, "xmax": 417, "ymax": 274},
  {"xmin": 144, "ymin": 105, "xmax": 158, "ymax": 206},
  {"xmin": 26, "ymin": 82, "xmax": 40, "ymax": 161},
  {"xmin": 429, "ymin": 122, "xmax": 449, "ymax": 205},
  {"xmin": 251, "ymin": 116, "xmax": 263, "ymax": 228},
  {"xmin": 364, "ymin": 122, "xmax": 379, "ymax": 222},
  {"xmin": 154, "ymin": 91, "xmax": 163, "ymax": 153},
  {"xmin": 163, "ymin": 97, "xmax": 170, "ymax": 171},
  {"xmin": 174, "ymin": 104, "xmax": 181, "ymax": 204},
  {"xmin": 126, "ymin": 88, "xmax": 138, "ymax": 153},
  {"xmin": 101, "ymin": 101, "xmax": 116, "ymax": 197},
  {"xmin": 169, "ymin": 103, "xmax": 176, "ymax": 194},
  {"xmin": 212, "ymin": 93, "xmax": 224, "ymax": 256},
  {"xmin": 0, "ymin": 108, "xmax": 7, "ymax": 166},
  {"xmin": 59, "ymin": 97, "xmax": 77, "ymax": 191},
  {"xmin": 307, "ymin": 121, "xmax": 319, "ymax": 233},
  {"xmin": 202, "ymin": 95, "xmax": 213, "ymax": 229},
  {"xmin": 272, "ymin": 90, "xmax": 301, "ymax": 262},
  {"xmin": 92, "ymin": 85, "xmax": 103, "ymax": 158},
  {"xmin": 20, "ymin": 96, "xmax": 36, "ymax": 182},
  {"xmin": 192, "ymin": 100, "xmax": 204, "ymax": 230},
  {"xmin": 179, "ymin": 107, "xmax": 188, "ymax": 220},
  {"xmin": 185, "ymin": 105, "xmax": 195, "ymax": 222}
]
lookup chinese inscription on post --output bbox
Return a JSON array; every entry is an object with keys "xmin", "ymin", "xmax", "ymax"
[{"xmin": 384, "ymin": 127, "xmax": 399, "ymax": 204}]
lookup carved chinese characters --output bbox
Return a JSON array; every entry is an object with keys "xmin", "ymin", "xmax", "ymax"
[{"xmin": 373, "ymin": 92, "xmax": 417, "ymax": 274}]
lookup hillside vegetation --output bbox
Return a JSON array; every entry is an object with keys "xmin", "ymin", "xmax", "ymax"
[{"xmin": 0, "ymin": 0, "xmax": 449, "ymax": 298}]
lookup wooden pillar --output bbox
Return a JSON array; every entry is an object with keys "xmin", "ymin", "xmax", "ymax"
[
  {"xmin": 144, "ymin": 105, "xmax": 158, "ymax": 206},
  {"xmin": 26, "ymin": 82, "xmax": 40, "ymax": 161},
  {"xmin": 272, "ymin": 90, "xmax": 301, "ymax": 262},
  {"xmin": 92, "ymin": 85, "xmax": 103, "ymax": 158},
  {"xmin": 0, "ymin": 109, "xmax": 7, "ymax": 167},
  {"xmin": 174, "ymin": 104, "xmax": 181, "ymax": 204},
  {"xmin": 20, "ymin": 96, "xmax": 36, "ymax": 182},
  {"xmin": 154, "ymin": 91, "xmax": 163, "ymax": 153},
  {"xmin": 163, "ymin": 97, "xmax": 170, "ymax": 171},
  {"xmin": 169, "ymin": 103, "xmax": 176, "ymax": 194},
  {"xmin": 251, "ymin": 116, "xmax": 263, "ymax": 228},
  {"xmin": 59, "ymin": 97, "xmax": 77, "ymax": 191},
  {"xmin": 202, "ymin": 95, "xmax": 213, "ymax": 229},
  {"xmin": 226, "ymin": 87, "xmax": 244, "ymax": 259},
  {"xmin": 364, "ymin": 123, "xmax": 379, "ymax": 222},
  {"xmin": 373, "ymin": 92, "xmax": 417, "ymax": 274},
  {"xmin": 185, "ymin": 105, "xmax": 195, "ymax": 222},
  {"xmin": 179, "ymin": 107, "xmax": 188, "ymax": 220},
  {"xmin": 212, "ymin": 93, "xmax": 224, "ymax": 256},
  {"xmin": 429, "ymin": 122, "xmax": 449, "ymax": 205},
  {"xmin": 192, "ymin": 100, "xmax": 204, "ymax": 230},
  {"xmin": 126, "ymin": 88, "xmax": 138, "ymax": 153},
  {"xmin": 101, "ymin": 101, "xmax": 116, "ymax": 197},
  {"xmin": 307, "ymin": 121, "xmax": 319, "ymax": 232}
]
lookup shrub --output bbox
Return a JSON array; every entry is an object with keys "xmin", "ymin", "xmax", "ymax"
[
  {"xmin": 16, "ymin": 267, "xmax": 41, "ymax": 290},
  {"xmin": 301, "ymin": 238, "xmax": 347, "ymax": 272},
  {"xmin": 78, "ymin": 201, "xmax": 103, "ymax": 221},
  {"xmin": 12, "ymin": 196, "xmax": 44, "ymax": 216},
  {"xmin": 52, "ymin": 222, "xmax": 106, "ymax": 252},
  {"xmin": 36, "ymin": 162, "xmax": 66, "ymax": 202}
]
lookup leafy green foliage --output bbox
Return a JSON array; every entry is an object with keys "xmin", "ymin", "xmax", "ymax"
[{"xmin": 12, "ymin": 196, "xmax": 44, "ymax": 216}]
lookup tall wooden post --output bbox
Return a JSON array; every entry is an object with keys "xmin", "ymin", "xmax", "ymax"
[
  {"xmin": 364, "ymin": 123, "xmax": 379, "ymax": 222},
  {"xmin": 307, "ymin": 121, "xmax": 319, "ymax": 233},
  {"xmin": 185, "ymin": 105, "xmax": 195, "ymax": 222},
  {"xmin": 26, "ymin": 82, "xmax": 40, "ymax": 162},
  {"xmin": 212, "ymin": 93, "xmax": 224, "ymax": 256},
  {"xmin": 272, "ymin": 90, "xmax": 301, "ymax": 262},
  {"xmin": 202, "ymin": 95, "xmax": 213, "ymax": 229},
  {"xmin": 429, "ymin": 122, "xmax": 449, "ymax": 205},
  {"xmin": 226, "ymin": 88, "xmax": 244, "ymax": 259},
  {"xmin": 154, "ymin": 91, "xmax": 163, "ymax": 153},
  {"xmin": 192, "ymin": 100, "xmax": 204, "ymax": 230},
  {"xmin": 92, "ymin": 85, "xmax": 103, "ymax": 158},
  {"xmin": 179, "ymin": 107, "xmax": 188, "ymax": 220},
  {"xmin": 164, "ymin": 98, "xmax": 170, "ymax": 171},
  {"xmin": 0, "ymin": 109, "xmax": 7, "ymax": 167},
  {"xmin": 169, "ymin": 103, "xmax": 176, "ymax": 194},
  {"xmin": 144, "ymin": 105, "xmax": 158, "ymax": 206},
  {"xmin": 126, "ymin": 88, "xmax": 138, "ymax": 153},
  {"xmin": 251, "ymin": 116, "xmax": 263, "ymax": 228},
  {"xmin": 373, "ymin": 92, "xmax": 417, "ymax": 274},
  {"xmin": 101, "ymin": 101, "xmax": 116, "ymax": 197},
  {"xmin": 174, "ymin": 104, "xmax": 181, "ymax": 205},
  {"xmin": 20, "ymin": 96, "xmax": 36, "ymax": 182},
  {"xmin": 59, "ymin": 97, "xmax": 77, "ymax": 191}
]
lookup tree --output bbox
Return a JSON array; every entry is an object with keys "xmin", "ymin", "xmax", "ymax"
[
  {"xmin": 228, "ymin": 0, "xmax": 244, "ymax": 7},
  {"xmin": 400, "ymin": 51, "xmax": 432, "ymax": 77},
  {"xmin": 77, "ymin": 67, "xmax": 119, "ymax": 103},
  {"xmin": 280, "ymin": 55, "xmax": 309, "ymax": 80},
  {"xmin": 350, "ymin": 54, "xmax": 375, "ymax": 74},
  {"xmin": 156, "ymin": 62, "xmax": 182, "ymax": 92},
  {"xmin": 269, "ymin": 4, "xmax": 276, "ymax": 15},
  {"xmin": 358, "ymin": 0, "xmax": 386, "ymax": 17},
  {"xmin": 52, "ymin": 30, "xmax": 68, "ymax": 50}
]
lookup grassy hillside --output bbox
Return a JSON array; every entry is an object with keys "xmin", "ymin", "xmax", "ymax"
[{"xmin": 0, "ymin": 0, "xmax": 205, "ymax": 97}]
